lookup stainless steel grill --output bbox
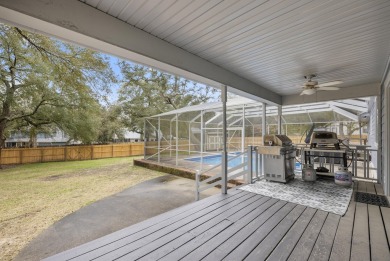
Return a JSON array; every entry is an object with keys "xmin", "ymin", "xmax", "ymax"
[{"xmin": 258, "ymin": 135, "xmax": 296, "ymax": 183}]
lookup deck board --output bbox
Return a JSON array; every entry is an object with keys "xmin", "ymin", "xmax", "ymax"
[
  {"xmin": 244, "ymin": 205, "xmax": 306, "ymax": 261},
  {"xmin": 266, "ymin": 207, "xmax": 317, "ymax": 260},
  {"xmin": 375, "ymin": 183, "xmax": 385, "ymax": 195},
  {"xmin": 287, "ymin": 210, "xmax": 328, "ymax": 261},
  {"xmin": 381, "ymin": 207, "xmax": 390, "ymax": 249},
  {"xmin": 368, "ymin": 204, "xmax": 390, "ymax": 261},
  {"xmin": 222, "ymin": 203, "xmax": 297, "ymax": 261},
  {"xmin": 350, "ymin": 202, "xmax": 370, "ymax": 261},
  {"xmin": 366, "ymin": 182, "xmax": 376, "ymax": 194},
  {"xmin": 47, "ymin": 189, "xmax": 244, "ymax": 261},
  {"xmin": 329, "ymin": 201, "xmax": 356, "ymax": 261},
  {"xmin": 178, "ymin": 198, "xmax": 279, "ymax": 261},
  {"xmin": 159, "ymin": 196, "xmax": 273, "ymax": 261},
  {"xmin": 308, "ymin": 213, "xmax": 340, "ymax": 261},
  {"xmin": 201, "ymin": 200, "xmax": 288, "ymax": 261},
  {"xmin": 357, "ymin": 181, "xmax": 367, "ymax": 192},
  {"xmin": 91, "ymin": 191, "xmax": 255, "ymax": 260},
  {"xmin": 135, "ymin": 194, "xmax": 266, "ymax": 260},
  {"xmin": 44, "ymin": 181, "xmax": 389, "ymax": 261}
]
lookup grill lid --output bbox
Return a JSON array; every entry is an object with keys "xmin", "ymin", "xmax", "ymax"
[{"xmin": 263, "ymin": 135, "xmax": 292, "ymax": 146}]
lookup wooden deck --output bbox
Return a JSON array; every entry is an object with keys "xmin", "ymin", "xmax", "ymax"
[{"xmin": 45, "ymin": 181, "xmax": 390, "ymax": 261}]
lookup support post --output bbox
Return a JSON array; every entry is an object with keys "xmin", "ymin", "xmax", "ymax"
[
  {"xmin": 242, "ymin": 106, "xmax": 246, "ymax": 152},
  {"xmin": 169, "ymin": 120, "xmax": 172, "ymax": 157},
  {"xmin": 262, "ymin": 103, "xmax": 267, "ymax": 176},
  {"xmin": 176, "ymin": 113, "xmax": 179, "ymax": 166},
  {"xmin": 277, "ymin": 105, "xmax": 282, "ymax": 134},
  {"xmin": 221, "ymin": 85, "xmax": 228, "ymax": 194},
  {"xmin": 200, "ymin": 111, "xmax": 204, "ymax": 171},
  {"xmin": 376, "ymin": 95, "xmax": 382, "ymax": 183},
  {"xmin": 158, "ymin": 117, "xmax": 161, "ymax": 163},
  {"xmin": 195, "ymin": 170, "xmax": 200, "ymax": 201},
  {"xmin": 188, "ymin": 122, "xmax": 191, "ymax": 155},
  {"xmin": 143, "ymin": 119, "xmax": 146, "ymax": 159},
  {"xmin": 247, "ymin": 145, "xmax": 253, "ymax": 184},
  {"xmin": 255, "ymin": 147, "xmax": 259, "ymax": 180}
]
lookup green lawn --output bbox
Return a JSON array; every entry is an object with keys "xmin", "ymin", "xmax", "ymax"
[{"xmin": 0, "ymin": 157, "xmax": 163, "ymax": 261}]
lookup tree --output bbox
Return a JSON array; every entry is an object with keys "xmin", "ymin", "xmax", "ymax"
[
  {"xmin": 96, "ymin": 105, "xmax": 126, "ymax": 143},
  {"xmin": 0, "ymin": 24, "xmax": 115, "ymax": 165},
  {"xmin": 117, "ymin": 63, "xmax": 217, "ymax": 136}
]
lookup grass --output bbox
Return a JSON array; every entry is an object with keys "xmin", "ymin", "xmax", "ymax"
[{"xmin": 0, "ymin": 157, "xmax": 164, "ymax": 261}]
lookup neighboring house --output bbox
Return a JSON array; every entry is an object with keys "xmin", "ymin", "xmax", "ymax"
[
  {"xmin": 5, "ymin": 129, "xmax": 141, "ymax": 148},
  {"xmin": 5, "ymin": 130, "xmax": 73, "ymax": 148},
  {"xmin": 113, "ymin": 130, "xmax": 142, "ymax": 143}
]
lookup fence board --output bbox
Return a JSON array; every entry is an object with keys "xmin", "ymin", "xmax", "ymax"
[{"xmin": 0, "ymin": 143, "xmax": 144, "ymax": 165}]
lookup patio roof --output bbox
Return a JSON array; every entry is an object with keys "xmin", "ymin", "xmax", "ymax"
[{"xmin": 1, "ymin": 0, "xmax": 389, "ymax": 105}]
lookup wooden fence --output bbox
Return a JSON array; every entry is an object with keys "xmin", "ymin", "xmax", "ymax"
[{"xmin": 0, "ymin": 143, "xmax": 144, "ymax": 165}]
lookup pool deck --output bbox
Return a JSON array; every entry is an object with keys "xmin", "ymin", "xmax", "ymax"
[
  {"xmin": 134, "ymin": 156, "xmax": 246, "ymax": 187},
  {"xmin": 44, "ymin": 181, "xmax": 390, "ymax": 261}
]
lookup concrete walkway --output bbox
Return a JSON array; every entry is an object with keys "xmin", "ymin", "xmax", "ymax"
[{"xmin": 15, "ymin": 175, "xmax": 219, "ymax": 261}]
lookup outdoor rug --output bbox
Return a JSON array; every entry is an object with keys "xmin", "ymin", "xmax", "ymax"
[{"xmin": 239, "ymin": 176, "xmax": 353, "ymax": 216}]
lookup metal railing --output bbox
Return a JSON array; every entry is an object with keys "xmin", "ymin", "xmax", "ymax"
[
  {"xmin": 349, "ymin": 148, "xmax": 378, "ymax": 181},
  {"xmin": 195, "ymin": 146, "xmax": 260, "ymax": 200},
  {"xmin": 195, "ymin": 145, "xmax": 379, "ymax": 200},
  {"xmin": 296, "ymin": 145, "xmax": 379, "ymax": 182}
]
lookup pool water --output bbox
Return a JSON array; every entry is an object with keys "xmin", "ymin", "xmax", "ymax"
[{"xmin": 185, "ymin": 153, "xmax": 251, "ymax": 168}]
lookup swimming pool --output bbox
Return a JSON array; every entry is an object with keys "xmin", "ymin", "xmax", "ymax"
[{"xmin": 185, "ymin": 153, "xmax": 251, "ymax": 168}]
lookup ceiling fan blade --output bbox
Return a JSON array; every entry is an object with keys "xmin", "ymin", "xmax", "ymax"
[
  {"xmin": 300, "ymin": 89, "xmax": 316, "ymax": 95},
  {"xmin": 317, "ymin": 86, "xmax": 340, "ymax": 91},
  {"xmin": 317, "ymin": 80, "xmax": 343, "ymax": 87}
]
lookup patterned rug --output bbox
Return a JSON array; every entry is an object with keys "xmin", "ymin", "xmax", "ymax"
[{"xmin": 239, "ymin": 176, "xmax": 353, "ymax": 216}]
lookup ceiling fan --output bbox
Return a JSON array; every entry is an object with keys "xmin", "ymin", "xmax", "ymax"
[{"xmin": 300, "ymin": 74, "xmax": 342, "ymax": 95}]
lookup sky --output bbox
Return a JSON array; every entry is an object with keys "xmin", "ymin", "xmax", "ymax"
[
  {"xmin": 103, "ymin": 52, "xmax": 221, "ymax": 104},
  {"xmin": 106, "ymin": 55, "xmax": 123, "ymax": 102}
]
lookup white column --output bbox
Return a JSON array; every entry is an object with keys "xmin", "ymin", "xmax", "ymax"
[
  {"xmin": 262, "ymin": 103, "xmax": 267, "ymax": 176},
  {"xmin": 188, "ymin": 122, "xmax": 191, "ymax": 155},
  {"xmin": 242, "ymin": 106, "xmax": 246, "ymax": 152},
  {"xmin": 143, "ymin": 118, "xmax": 146, "ymax": 159},
  {"xmin": 169, "ymin": 120, "xmax": 172, "ymax": 157},
  {"xmin": 176, "ymin": 114, "xmax": 179, "ymax": 166},
  {"xmin": 158, "ymin": 117, "xmax": 160, "ymax": 163},
  {"xmin": 221, "ymin": 85, "xmax": 228, "ymax": 194},
  {"xmin": 384, "ymin": 80, "xmax": 390, "ymax": 195},
  {"xmin": 200, "ymin": 111, "xmax": 204, "ymax": 172},
  {"xmin": 277, "ymin": 105, "xmax": 282, "ymax": 134},
  {"xmin": 262, "ymin": 103, "xmax": 267, "ymax": 138}
]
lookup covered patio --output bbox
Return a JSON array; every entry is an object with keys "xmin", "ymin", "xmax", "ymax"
[
  {"xmin": 1, "ymin": 0, "xmax": 389, "ymax": 260},
  {"xmin": 44, "ymin": 181, "xmax": 389, "ymax": 261}
]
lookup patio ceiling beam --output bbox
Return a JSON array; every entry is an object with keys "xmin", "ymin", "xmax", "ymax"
[
  {"xmin": 330, "ymin": 105, "xmax": 359, "ymax": 121},
  {"xmin": 0, "ymin": 0, "xmax": 281, "ymax": 105}
]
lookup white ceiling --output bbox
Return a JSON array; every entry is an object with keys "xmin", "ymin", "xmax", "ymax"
[
  {"xmin": 0, "ymin": 0, "xmax": 389, "ymax": 102},
  {"xmin": 80, "ymin": 0, "xmax": 390, "ymax": 96}
]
